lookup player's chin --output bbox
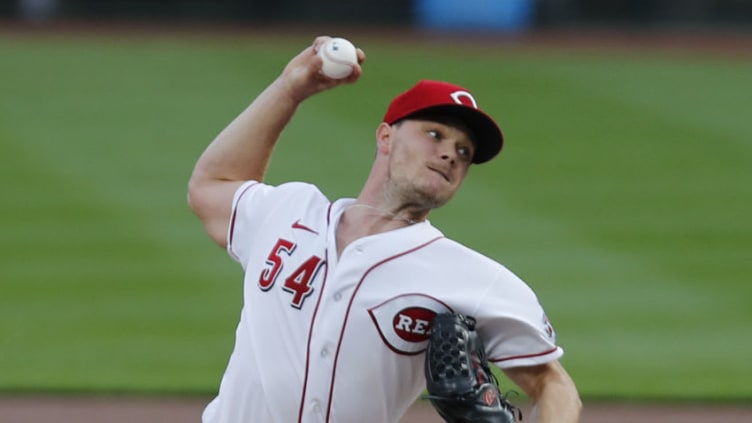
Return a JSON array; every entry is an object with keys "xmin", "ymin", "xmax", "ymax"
[
  {"xmin": 413, "ymin": 186, "xmax": 455, "ymax": 210},
  {"xmin": 430, "ymin": 180, "xmax": 461, "ymax": 202}
]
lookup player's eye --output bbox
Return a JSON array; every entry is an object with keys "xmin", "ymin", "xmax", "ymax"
[
  {"xmin": 428, "ymin": 129, "xmax": 441, "ymax": 140},
  {"xmin": 457, "ymin": 146, "xmax": 472, "ymax": 160}
]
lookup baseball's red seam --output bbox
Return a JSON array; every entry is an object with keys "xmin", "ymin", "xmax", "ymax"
[{"xmin": 321, "ymin": 47, "xmax": 352, "ymax": 65}]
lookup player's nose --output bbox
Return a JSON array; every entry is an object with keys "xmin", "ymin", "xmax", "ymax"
[{"xmin": 438, "ymin": 144, "xmax": 458, "ymax": 165}]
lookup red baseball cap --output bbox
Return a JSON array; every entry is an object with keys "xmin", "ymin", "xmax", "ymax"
[{"xmin": 383, "ymin": 80, "xmax": 504, "ymax": 164}]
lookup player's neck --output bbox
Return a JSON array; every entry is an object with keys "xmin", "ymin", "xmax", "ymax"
[
  {"xmin": 345, "ymin": 203, "xmax": 418, "ymax": 226},
  {"xmin": 335, "ymin": 202, "xmax": 423, "ymax": 258}
]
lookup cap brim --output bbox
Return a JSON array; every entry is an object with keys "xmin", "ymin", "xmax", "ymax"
[{"xmin": 405, "ymin": 105, "xmax": 504, "ymax": 164}]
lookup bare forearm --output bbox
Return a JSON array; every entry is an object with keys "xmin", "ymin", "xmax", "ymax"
[
  {"xmin": 185, "ymin": 78, "xmax": 303, "ymax": 247},
  {"xmin": 191, "ymin": 37, "xmax": 363, "ymax": 186},
  {"xmin": 186, "ymin": 36, "xmax": 364, "ymax": 246},
  {"xmin": 528, "ymin": 379, "xmax": 582, "ymax": 423},
  {"xmin": 504, "ymin": 361, "xmax": 582, "ymax": 423},
  {"xmin": 193, "ymin": 77, "xmax": 300, "ymax": 184}
]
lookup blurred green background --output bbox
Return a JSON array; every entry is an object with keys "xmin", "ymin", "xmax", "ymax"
[{"xmin": 1, "ymin": 30, "xmax": 750, "ymax": 402}]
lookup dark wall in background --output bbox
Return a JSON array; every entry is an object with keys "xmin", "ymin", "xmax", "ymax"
[
  {"xmin": 6, "ymin": 0, "xmax": 412, "ymax": 24},
  {"xmin": 538, "ymin": 0, "xmax": 752, "ymax": 26},
  {"xmin": 4, "ymin": 0, "xmax": 752, "ymax": 27}
]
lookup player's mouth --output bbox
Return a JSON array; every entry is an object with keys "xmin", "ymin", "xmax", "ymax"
[{"xmin": 428, "ymin": 166, "xmax": 450, "ymax": 183}]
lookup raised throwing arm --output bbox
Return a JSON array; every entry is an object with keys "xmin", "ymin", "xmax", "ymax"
[{"xmin": 187, "ymin": 36, "xmax": 365, "ymax": 247}]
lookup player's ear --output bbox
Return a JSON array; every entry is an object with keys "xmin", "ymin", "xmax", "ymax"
[{"xmin": 376, "ymin": 122, "xmax": 393, "ymax": 155}]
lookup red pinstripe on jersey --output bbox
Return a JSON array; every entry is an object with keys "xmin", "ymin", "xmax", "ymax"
[
  {"xmin": 227, "ymin": 181, "xmax": 259, "ymax": 261},
  {"xmin": 491, "ymin": 347, "xmax": 561, "ymax": 364},
  {"xmin": 323, "ymin": 236, "xmax": 444, "ymax": 422}
]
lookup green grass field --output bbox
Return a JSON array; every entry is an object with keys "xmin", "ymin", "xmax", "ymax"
[{"xmin": 1, "ymin": 29, "xmax": 750, "ymax": 401}]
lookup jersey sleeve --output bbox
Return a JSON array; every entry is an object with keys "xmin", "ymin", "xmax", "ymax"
[
  {"xmin": 226, "ymin": 181, "xmax": 269, "ymax": 267},
  {"xmin": 474, "ymin": 266, "xmax": 563, "ymax": 369},
  {"xmin": 226, "ymin": 180, "xmax": 325, "ymax": 269}
]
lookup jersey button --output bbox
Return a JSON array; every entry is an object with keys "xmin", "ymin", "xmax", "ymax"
[
  {"xmin": 311, "ymin": 399, "xmax": 322, "ymax": 414},
  {"xmin": 333, "ymin": 292, "xmax": 342, "ymax": 301},
  {"xmin": 320, "ymin": 347, "xmax": 329, "ymax": 357},
  {"xmin": 355, "ymin": 246, "xmax": 364, "ymax": 253}
]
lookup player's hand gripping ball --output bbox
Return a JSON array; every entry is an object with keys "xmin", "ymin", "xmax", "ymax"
[{"xmin": 317, "ymin": 37, "xmax": 358, "ymax": 79}]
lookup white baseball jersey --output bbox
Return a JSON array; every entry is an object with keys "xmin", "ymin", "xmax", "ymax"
[{"xmin": 202, "ymin": 181, "xmax": 563, "ymax": 423}]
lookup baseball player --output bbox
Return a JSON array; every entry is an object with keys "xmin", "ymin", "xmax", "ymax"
[{"xmin": 188, "ymin": 36, "xmax": 581, "ymax": 423}]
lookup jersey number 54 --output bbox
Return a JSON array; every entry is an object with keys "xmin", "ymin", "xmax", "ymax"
[{"xmin": 258, "ymin": 238, "xmax": 326, "ymax": 309}]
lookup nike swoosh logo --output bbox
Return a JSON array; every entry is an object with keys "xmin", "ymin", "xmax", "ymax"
[{"xmin": 292, "ymin": 219, "xmax": 319, "ymax": 234}]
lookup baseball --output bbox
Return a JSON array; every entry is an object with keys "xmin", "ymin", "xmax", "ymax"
[{"xmin": 317, "ymin": 37, "xmax": 358, "ymax": 79}]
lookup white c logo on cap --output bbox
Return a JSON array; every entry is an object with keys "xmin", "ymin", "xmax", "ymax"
[{"xmin": 450, "ymin": 91, "xmax": 478, "ymax": 109}]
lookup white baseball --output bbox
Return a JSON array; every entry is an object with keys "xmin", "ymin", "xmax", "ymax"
[{"xmin": 317, "ymin": 37, "xmax": 358, "ymax": 79}]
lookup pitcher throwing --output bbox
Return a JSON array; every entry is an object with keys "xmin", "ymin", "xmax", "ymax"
[{"xmin": 187, "ymin": 35, "xmax": 581, "ymax": 423}]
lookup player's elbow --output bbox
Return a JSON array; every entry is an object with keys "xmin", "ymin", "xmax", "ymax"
[
  {"xmin": 187, "ymin": 174, "xmax": 207, "ymax": 219},
  {"xmin": 187, "ymin": 169, "xmax": 218, "ymax": 217},
  {"xmin": 186, "ymin": 177, "xmax": 203, "ymax": 216},
  {"xmin": 186, "ymin": 174, "xmax": 238, "ymax": 249}
]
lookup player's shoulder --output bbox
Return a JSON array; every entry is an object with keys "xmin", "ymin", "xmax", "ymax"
[
  {"xmin": 233, "ymin": 181, "xmax": 332, "ymax": 223},
  {"xmin": 270, "ymin": 181, "xmax": 327, "ymax": 197},
  {"xmin": 433, "ymin": 237, "xmax": 500, "ymax": 266},
  {"xmin": 243, "ymin": 180, "xmax": 330, "ymax": 203},
  {"xmin": 432, "ymin": 237, "xmax": 522, "ymax": 281}
]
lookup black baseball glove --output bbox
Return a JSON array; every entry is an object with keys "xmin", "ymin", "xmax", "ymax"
[{"xmin": 424, "ymin": 313, "xmax": 521, "ymax": 423}]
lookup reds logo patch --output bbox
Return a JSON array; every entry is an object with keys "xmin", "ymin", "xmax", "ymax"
[{"xmin": 368, "ymin": 294, "xmax": 452, "ymax": 355}]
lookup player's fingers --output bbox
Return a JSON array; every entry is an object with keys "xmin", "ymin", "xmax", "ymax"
[
  {"xmin": 312, "ymin": 35, "xmax": 333, "ymax": 54},
  {"xmin": 339, "ymin": 62, "xmax": 363, "ymax": 84},
  {"xmin": 284, "ymin": 36, "xmax": 362, "ymax": 93},
  {"xmin": 332, "ymin": 45, "xmax": 364, "ymax": 84}
]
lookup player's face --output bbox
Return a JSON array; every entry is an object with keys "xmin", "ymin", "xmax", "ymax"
[{"xmin": 385, "ymin": 118, "xmax": 474, "ymax": 209}]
